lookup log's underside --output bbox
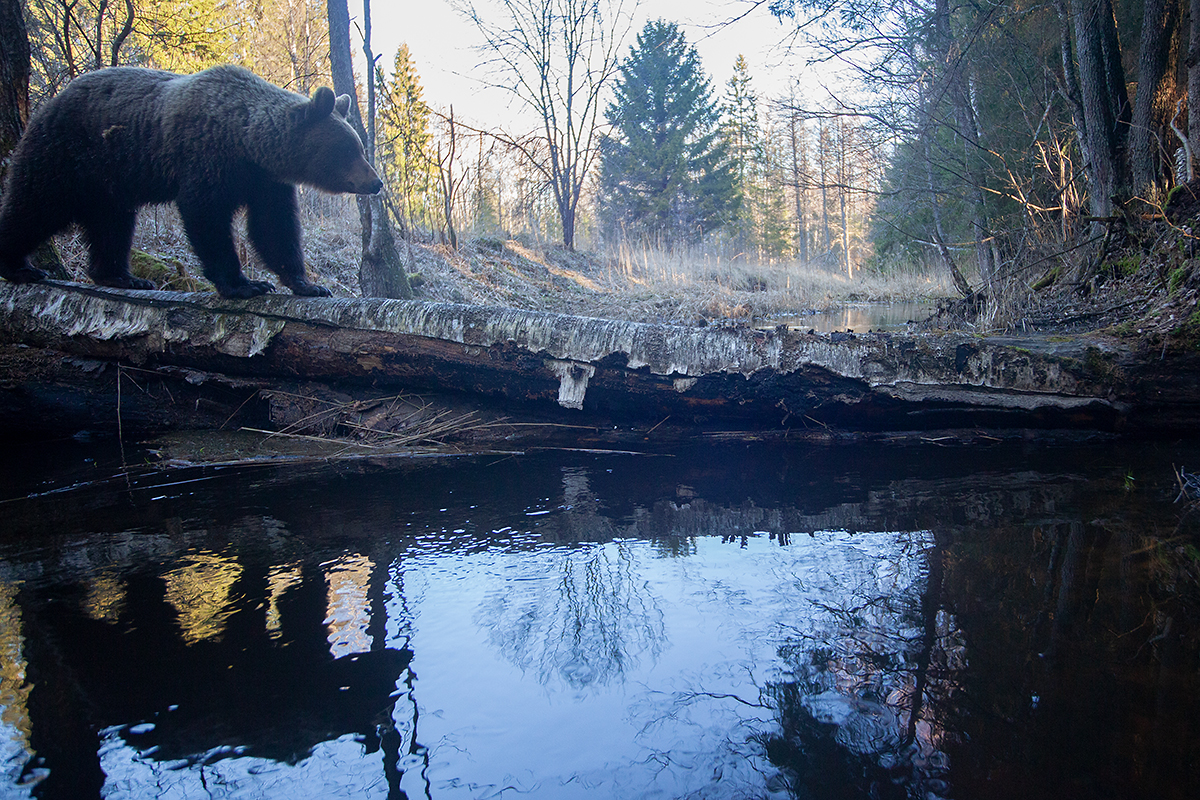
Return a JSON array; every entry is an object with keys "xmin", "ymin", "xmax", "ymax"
[{"xmin": 0, "ymin": 281, "xmax": 1195, "ymax": 441}]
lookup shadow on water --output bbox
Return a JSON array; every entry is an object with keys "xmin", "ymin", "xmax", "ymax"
[{"xmin": 0, "ymin": 439, "xmax": 1199, "ymax": 798}]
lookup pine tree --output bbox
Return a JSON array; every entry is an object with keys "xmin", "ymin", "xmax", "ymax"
[{"xmin": 598, "ymin": 19, "xmax": 736, "ymax": 247}]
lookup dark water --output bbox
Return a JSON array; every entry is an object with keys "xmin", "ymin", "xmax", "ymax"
[{"xmin": 2, "ymin": 438, "xmax": 1200, "ymax": 799}]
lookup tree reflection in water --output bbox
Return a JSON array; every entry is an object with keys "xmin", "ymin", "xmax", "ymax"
[
  {"xmin": 477, "ymin": 468, "xmax": 665, "ymax": 690},
  {"xmin": 758, "ymin": 537, "xmax": 960, "ymax": 800}
]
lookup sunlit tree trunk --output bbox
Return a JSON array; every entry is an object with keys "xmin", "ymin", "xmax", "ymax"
[
  {"xmin": 837, "ymin": 120, "xmax": 851, "ymax": 278},
  {"xmin": 818, "ymin": 119, "xmax": 831, "ymax": 253},
  {"xmin": 437, "ymin": 107, "xmax": 459, "ymax": 249},
  {"xmin": 326, "ymin": 0, "xmax": 412, "ymax": 298},
  {"xmin": 786, "ymin": 108, "xmax": 809, "ymax": 264}
]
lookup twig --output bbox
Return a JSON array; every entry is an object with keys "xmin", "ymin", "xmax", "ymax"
[{"xmin": 644, "ymin": 415, "xmax": 670, "ymax": 435}]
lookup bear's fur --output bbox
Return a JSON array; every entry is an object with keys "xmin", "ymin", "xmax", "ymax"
[{"xmin": 0, "ymin": 65, "xmax": 382, "ymax": 298}]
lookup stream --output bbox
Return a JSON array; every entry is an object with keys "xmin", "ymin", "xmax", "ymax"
[
  {"xmin": 768, "ymin": 301, "xmax": 934, "ymax": 332},
  {"xmin": 1, "ymin": 437, "xmax": 1199, "ymax": 799}
]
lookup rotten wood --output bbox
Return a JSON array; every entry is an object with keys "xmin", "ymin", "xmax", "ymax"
[{"xmin": 0, "ymin": 281, "xmax": 1196, "ymax": 439}]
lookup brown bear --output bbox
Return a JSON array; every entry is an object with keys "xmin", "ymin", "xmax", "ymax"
[{"xmin": 0, "ymin": 65, "xmax": 382, "ymax": 299}]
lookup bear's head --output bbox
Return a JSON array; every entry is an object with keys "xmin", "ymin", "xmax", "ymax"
[{"xmin": 293, "ymin": 87, "xmax": 383, "ymax": 195}]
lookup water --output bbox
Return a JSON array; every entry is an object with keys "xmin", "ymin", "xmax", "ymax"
[
  {"xmin": 770, "ymin": 301, "xmax": 933, "ymax": 333},
  {"xmin": 1, "ymin": 439, "xmax": 1199, "ymax": 799}
]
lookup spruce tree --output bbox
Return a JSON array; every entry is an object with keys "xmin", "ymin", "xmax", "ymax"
[
  {"xmin": 599, "ymin": 19, "xmax": 736, "ymax": 247},
  {"xmin": 376, "ymin": 44, "xmax": 435, "ymax": 234},
  {"xmin": 720, "ymin": 54, "xmax": 762, "ymax": 259}
]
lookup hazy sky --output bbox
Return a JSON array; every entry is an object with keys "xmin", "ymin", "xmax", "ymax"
[{"xmin": 362, "ymin": 0, "xmax": 818, "ymax": 129}]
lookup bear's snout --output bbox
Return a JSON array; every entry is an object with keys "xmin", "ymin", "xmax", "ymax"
[
  {"xmin": 347, "ymin": 162, "xmax": 383, "ymax": 195},
  {"xmin": 361, "ymin": 175, "xmax": 384, "ymax": 195}
]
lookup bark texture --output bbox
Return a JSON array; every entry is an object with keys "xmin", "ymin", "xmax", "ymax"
[
  {"xmin": 2, "ymin": 282, "xmax": 1193, "ymax": 438},
  {"xmin": 1072, "ymin": 0, "xmax": 1132, "ymax": 217},
  {"xmin": 0, "ymin": 0, "xmax": 29, "ymax": 169}
]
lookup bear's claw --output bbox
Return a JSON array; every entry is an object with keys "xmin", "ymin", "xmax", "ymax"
[
  {"xmin": 289, "ymin": 282, "xmax": 332, "ymax": 297},
  {"xmin": 216, "ymin": 280, "xmax": 276, "ymax": 299},
  {"xmin": 93, "ymin": 274, "xmax": 158, "ymax": 291}
]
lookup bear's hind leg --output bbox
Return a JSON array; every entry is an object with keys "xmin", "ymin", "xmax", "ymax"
[
  {"xmin": 83, "ymin": 209, "xmax": 155, "ymax": 291},
  {"xmin": 178, "ymin": 197, "xmax": 274, "ymax": 299},
  {"xmin": 246, "ymin": 183, "xmax": 330, "ymax": 297}
]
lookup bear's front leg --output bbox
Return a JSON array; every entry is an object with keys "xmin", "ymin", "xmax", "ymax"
[
  {"xmin": 83, "ymin": 209, "xmax": 156, "ymax": 291},
  {"xmin": 246, "ymin": 182, "xmax": 331, "ymax": 297},
  {"xmin": 178, "ymin": 196, "xmax": 276, "ymax": 299}
]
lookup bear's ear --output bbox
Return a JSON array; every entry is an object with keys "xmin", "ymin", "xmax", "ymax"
[
  {"xmin": 306, "ymin": 87, "xmax": 336, "ymax": 122},
  {"xmin": 335, "ymin": 94, "xmax": 351, "ymax": 118}
]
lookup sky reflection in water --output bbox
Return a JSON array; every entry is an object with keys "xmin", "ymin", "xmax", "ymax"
[{"xmin": 0, "ymin": 441, "xmax": 1197, "ymax": 799}]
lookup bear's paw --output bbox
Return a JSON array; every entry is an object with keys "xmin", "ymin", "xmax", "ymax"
[
  {"xmin": 0, "ymin": 262, "xmax": 48, "ymax": 284},
  {"xmin": 288, "ymin": 282, "xmax": 332, "ymax": 297},
  {"xmin": 93, "ymin": 275, "xmax": 157, "ymax": 291},
  {"xmin": 216, "ymin": 280, "xmax": 277, "ymax": 299}
]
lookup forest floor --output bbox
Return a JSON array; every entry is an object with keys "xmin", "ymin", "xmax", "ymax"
[{"xmin": 986, "ymin": 211, "xmax": 1200, "ymax": 345}]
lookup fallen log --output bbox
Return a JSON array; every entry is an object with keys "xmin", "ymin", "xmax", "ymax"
[{"xmin": 0, "ymin": 281, "xmax": 1193, "ymax": 439}]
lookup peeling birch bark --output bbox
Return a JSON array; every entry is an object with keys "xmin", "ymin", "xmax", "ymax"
[{"xmin": 0, "ymin": 281, "xmax": 1195, "ymax": 436}]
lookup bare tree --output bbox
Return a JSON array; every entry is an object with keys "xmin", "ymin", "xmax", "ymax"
[
  {"xmin": 437, "ymin": 106, "xmax": 460, "ymax": 249},
  {"xmin": 462, "ymin": 0, "xmax": 632, "ymax": 250}
]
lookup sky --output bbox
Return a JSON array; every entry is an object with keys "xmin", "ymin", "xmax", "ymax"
[{"xmin": 361, "ymin": 0, "xmax": 824, "ymax": 130}]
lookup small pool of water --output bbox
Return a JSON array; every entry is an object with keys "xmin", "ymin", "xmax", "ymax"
[
  {"xmin": 1, "ymin": 439, "xmax": 1199, "ymax": 798},
  {"xmin": 769, "ymin": 301, "xmax": 934, "ymax": 332}
]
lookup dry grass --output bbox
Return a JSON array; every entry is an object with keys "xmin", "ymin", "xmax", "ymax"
[
  {"xmin": 51, "ymin": 203, "xmax": 954, "ymax": 325},
  {"xmin": 413, "ymin": 237, "xmax": 952, "ymax": 325}
]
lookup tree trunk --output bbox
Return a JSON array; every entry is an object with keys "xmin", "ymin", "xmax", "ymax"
[
  {"xmin": 1072, "ymin": 0, "xmax": 1132, "ymax": 217},
  {"xmin": 926, "ymin": 138, "xmax": 974, "ymax": 299},
  {"xmin": 819, "ymin": 121, "xmax": 831, "ymax": 252},
  {"xmin": 0, "ymin": 0, "xmax": 30, "ymax": 169},
  {"xmin": 1, "ymin": 0, "xmax": 67, "ymax": 279},
  {"xmin": 935, "ymin": 0, "xmax": 995, "ymax": 284},
  {"xmin": 360, "ymin": 197, "xmax": 413, "ymax": 297},
  {"xmin": 0, "ymin": 282, "xmax": 1155, "ymax": 436},
  {"xmin": 326, "ymin": 0, "xmax": 412, "ymax": 299},
  {"xmin": 1130, "ymin": 0, "xmax": 1179, "ymax": 202},
  {"xmin": 1188, "ymin": 0, "xmax": 1200, "ymax": 175}
]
